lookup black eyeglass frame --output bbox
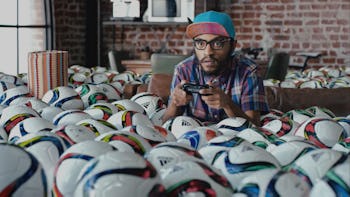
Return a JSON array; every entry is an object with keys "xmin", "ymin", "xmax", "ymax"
[{"xmin": 193, "ymin": 37, "xmax": 233, "ymax": 50}]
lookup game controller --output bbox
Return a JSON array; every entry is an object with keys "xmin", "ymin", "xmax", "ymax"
[{"xmin": 182, "ymin": 83, "xmax": 212, "ymax": 95}]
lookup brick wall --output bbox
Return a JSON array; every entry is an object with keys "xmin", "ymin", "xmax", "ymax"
[
  {"xmin": 54, "ymin": 0, "xmax": 86, "ymax": 65},
  {"xmin": 55, "ymin": 0, "xmax": 350, "ymax": 68}
]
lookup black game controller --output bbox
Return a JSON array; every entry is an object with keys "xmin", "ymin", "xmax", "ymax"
[{"xmin": 182, "ymin": 83, "xmax": 212, "ymax": 95}]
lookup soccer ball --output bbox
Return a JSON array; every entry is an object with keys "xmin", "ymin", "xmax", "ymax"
[
  {"xmin": 68, "ymin": 72, "xmax": 86, "ymax": 88},
  {"xmin": 74, "ymin": 84, "xmax": 108, "ymax": 109},
  {"xmin": 333, "ymin": 117, "xmax": 350, "ymax": 137},
  {"xmin": 237, "ymin": 169, "xmax": 311, "ymax": 197},
  {"xmin": 52, "ymin": 140, "xmax": 115, "ymax": 197},
  {"xmin": 332, "ymin": 137, "xmax": 350, "ymax": 154},
  {"xmin": 95, "ymin": 130, "xmax": 152, "ymax": 155},
  {"xmin": 260, "ymin": 109, "xmax": 284, "ymax": 126},
  {"xmin": 215, "ymin": 117, "xmax": 253, "ymax": 136},
  {"xmin": 213, "ymin": 141, "xmax": 280, "ymax": 188},
  {"xmin": 289, "ymin": 148, "xmax": 347, "ymax": 186},
  {"xmin": 15, "ymin": 132, "xmax": 68, "ymax": 192},
  {"xmin": 262, "ymin": 116, "xmax": 300, "ymax": 137},
  {"xmin": 0, "ymin": 74, "xmax": 25, "ymax": 85},
  {"xmin": 38, "ymin": 106, "xmax": 64, "ymax": 122},
  {"xmin": 293, "ymin": 117, "xmax": 346, "ymax": 148},
  {"xmin": 177, "ymin": 126, "xmax": 222, "ymax": 150},
  {"xmin": 268, "ymin": 140, "xmax": 318, "ymax": 170},
  {"xmin": 161, "ymin": 160, "xmax": 234, "ymax": 196},
  {"xmin": 74, "ymin": 151, "xmax": 165, "ymax": 197},
  {"xmin": 305, "ymin": 106, "xmax": 336, "ymax": 119},
  {"xmin": 41, "ymin": 86, "xmax": 84, "ymax": 110},
  {"xmin": 130, "ymin": 92, "xmax": 166, "ymax": 116},
  {"xmin": 282, "ymin": 109, "xmax": 314, "ymax": 124},
  {"xmin": 198, "ymin": 135, "xmax": 247, "ymax": 165},
  {"xmin": 96, "ymin": 83, "xmax": 122, "ymax": 102},
  {"xmin": 236, "ymin": 127, "xmax": 280, "ymax": 149},
  {"xmin": 310, "ymin": 155, "xmax": 350, "ymax": 197},
  {"xmin": 83, "ymin": 102, "xmax": 119, "ymax": 120},
  {"xmin": 0, "ymin": 143, "xmax": 47, "ymax": 196},
  {"xmin": 52, "ymin": 109, "xmax": 92, "ymax": 126},
  {"xmin": 0, "ymin": 105, "xmax": 40, "ymax": 134},
  {"xmin": 148, "ymin": 108, "xmax": 166, "ymax": 126},
  {"xmin": 162, "ymin": 115, "xmax": 203, "ymax": 139},
  {"xmin": 51, "ymin": 124, "xmax": 97, "ymax": 146},
  {"xmin": 76, "ymin": 118, "xmax": 116, "ymax": 135},
  {"xmin": 0, "ymin": 81, "xmax": 16, "ymax": 94},
  {"xmin": 0, "ymin": 85, "xmax": 30, "ymax": 106},
  {"xmin": 153, "ymin": 125, "xmax": 176, "ymax": 142},
  {"xmin": 111, "ymin": 99, "xmax": 146, "ymax": 114},
  {"xmin": 145, "ymin": 141, "xmax": 203, "ymax": 172},
  {"xmin": 127, "ymin": 124, "xmax": 167, "ymax": 147},
  {"xmin": 22, "ymin": 97, "xmax": 49, "ymax": 112},
  {"xmin": 85, "ymin": 72, "xmax": 109, "ymax": 84},
  {"xmin": 8, "ymin": 116, "xmax": 55, "ymax": 143},
  {"xmin": 107, "ymin": 110, "xmax": 153, "ymax": 130},
  {"xmin": 0, "ymin": 127, "xmax": 8, "ymax": 142},
  {"xmin": 110, "ymin": 71, "xmax": 135, "ymax": 83}
]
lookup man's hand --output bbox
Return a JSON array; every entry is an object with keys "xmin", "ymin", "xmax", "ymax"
[
  {"xmin": 170, "ymin": 80, "xmax": 193, "ymax": 107},
  {"xmin": 199, "ymin": 81, "xmax": 229, "ymax": 109}
]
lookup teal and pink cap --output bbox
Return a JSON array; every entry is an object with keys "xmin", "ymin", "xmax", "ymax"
[{"xmin": 186, "ymin": 11, "xmax": 235, "ymax": 39}]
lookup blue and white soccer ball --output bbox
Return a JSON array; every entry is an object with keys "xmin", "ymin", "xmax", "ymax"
[
  {"xmin": 0, "ymin": 143, "xmax": 47, "ymax": 196},
  {"xmin": 41, "ymin": 86, "xmax": 84, "ymax": 110},
  {"xmin": 74, "ymin": 151, "xmax": 165, "ymax": 197},
  {"xmin": 177, "ymin": 126, "xmax": 222, "ymax": 150}
]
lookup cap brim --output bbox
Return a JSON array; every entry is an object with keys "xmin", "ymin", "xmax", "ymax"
[{"xmin": 186, "ymin": 22, "xmax": 230, "ymax": 39}]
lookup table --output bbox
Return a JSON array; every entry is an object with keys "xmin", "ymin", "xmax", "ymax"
[{"xmin": 121, "ymin": 59, "xmax": 151, "ymax": 74}]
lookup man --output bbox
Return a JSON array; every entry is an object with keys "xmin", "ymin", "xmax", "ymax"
[{"xmin": 162, "ymin": 11, "xmax": 269, "ymax": 126}]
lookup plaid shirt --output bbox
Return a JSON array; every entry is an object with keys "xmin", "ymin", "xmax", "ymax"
[{"xmin": 169, "ymin": 53, "xmax": 269, "ymax": 123}]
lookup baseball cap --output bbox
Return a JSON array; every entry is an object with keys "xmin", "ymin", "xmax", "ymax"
[{"xmin": 186, "ymin": 11, "xmax": 235, "ymax": 39}]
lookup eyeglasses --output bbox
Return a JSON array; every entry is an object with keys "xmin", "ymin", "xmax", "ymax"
[{"xmin": 193, "ymin": 38, "xmax": 232, "ymax": 50}]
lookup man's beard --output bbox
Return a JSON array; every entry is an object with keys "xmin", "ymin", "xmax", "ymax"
[{"xmin": 197, "ymin": 55, "xmax": 231, "ymax": 75}]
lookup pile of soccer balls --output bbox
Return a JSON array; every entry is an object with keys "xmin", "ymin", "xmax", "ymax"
[
  {"xmin": 264, "ymin": 66, "xmax": 350, "ymax": 88},
  {"xmin": 0, "ymin": 66, "xmax": 349, "ymax": 197}
]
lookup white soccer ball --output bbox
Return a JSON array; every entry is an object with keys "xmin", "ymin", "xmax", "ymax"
[
  {"xmin": 236, "ymin": 127, "xmax": 279, "ymax": 149},
  {"xmin": 289, "ymin": 148, "xmax": 346, "ymax": 186},
  {"xmin": 282, "ymin": 109, "xmax": 314, "ymax": 124},
  {"xmin": 310, "ymin": 155, "xmax": 350, "ymax": 197},
  {"xmin": 126, "ymin": 124, "xmax": 167, "ymax": 147},
  {"xmin": 74, "ymin": 84, "xmax": 108, "ymax": 109},
  {"xmin": 107, "ymin": 110, "xmax": 153, "ymax": 130},
  {"xmin": 21, "ymin": 97, "xmax": 49, "ymax": 112},
  {"xmin": 76, "ymin": 118, "xmax": 116, "ymax": 135},
  {"xmin": 237, "ymin": 169, "xmax": 311, "ymax": 197},
  {"xmin": 0, "ymin": 105, "xmax": 40, "ymax": 134},
  {"xmin": 0, "ymin": 127, "xmax": 8, "ymax": 142},
  {"xmin": 0, "ymin": 143, "xmax": 47, "ymax": 196},
  {"xmin": 162, "ymin": 115, "xmax": 203, "ymax": 139},
  {"xmin": 96, "ymin": 83, "xmax": 122, "ymax": 102},
  {"xmin": 130, "ymin": 92, "xmax": 166, "ymax": 116},
  {"xmin": 333, "ymin": 117, "xmax": 350, "ymax": 137},
  {"xmin": 305, "ymin": 106, "xmax": 336, "ymax": 119},
  {"xmin": 15, "ymin": 132, "xmax": 68, "ymax": 192},
  {"xmin": 42, "ymin": 86, "xmax": 84, "ymax": 110},
  {"xmin": 161, "ymin": 160, "xmax": 234, "ymax": 196},
  {"xmin": 293, "ymin": 117, "xmax": 346, "ymax": 148},
  {"xmin": 51, "ymin": 124, "xmax": 97, "ymax": 146},
  {"xmin": 68, "ymin": 72, "xmax": 86, "ymax": 88},
  {"xmin": 111, "ymin": 99, "xmax": 146, "ymax": 114},
  {"xmin": 95, "ymin": 130, "xmax": 152, "ymax": 155},
  {"xmin": 177, "ymin": 126, "xmax": 222, "ymax": 150},
  {"xmin": 213, "ymin": 141, "xmax": 280, "ymax": 189},
  {"xmin": 38, "ymin": 106, "xmax": 64, "ymax": 122},
  {"xmin": 215, "ymin": 117, "xmax": 253, "ymax": 136},
  {"xmin": 199, "ymin": 135, "xmax": 248, "ymax": 165},
  {"xmin": 152, "ymin": 125, "xmax": 176, "ymax": 142},
  {"xmin": 268, "ymin": 140, "xmax": 318, "ymax": 170},
  {"xmin": 83, "ymin": 102, "xmax": 119, "ymax": 120},
  {"xmin": 262, "ymin": 116, "xmax": 300, "ymax": 137},
  {"xmin": 0, "ymin": 85, "xmax": 30, "ymax": 106},
  {"xmin": 52, "ymin": 141, "xmax": 115, "ymax": 197},
  {"xmin": 332, "ymin": 136, "xmax": 350, "ymax": 154},
  {"xmin": 148, "ymin": 108, "xmax": 166, "ymax": 126},
  {"xmin": 0, "ymin": 81, "xmax": 16, "ymax": 94},
  {"xmin": 74, "ymin": 151, "xmax": 165, "ymax": 197},
  {"xmin": 145, "ymin": 141, "xmax": 203, "ymax": 172},
  {"xmin": 85, "ymin": 72, "xmax": 109, "ymax": 84},
  {"xmin": 8, "ymin": 117, "xmax": 55, "ymax": 143},
  {"xmin": 52, "ymin": 109, "xmax": 92, "ymax": 126}
]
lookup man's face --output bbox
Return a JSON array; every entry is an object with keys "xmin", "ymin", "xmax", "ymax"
[{"xmin": 194, "ymin": 34, "xmax": 234, "ymax": 75}]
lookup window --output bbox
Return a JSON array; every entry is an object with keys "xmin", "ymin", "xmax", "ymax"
[{"xmin": 0, "ymin": 0, "xmax": 54, "ymax": 75}]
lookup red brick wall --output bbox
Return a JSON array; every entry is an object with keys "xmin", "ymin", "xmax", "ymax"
[
  {"xmin": 55, "ymin": 0, "xmax": 350, "ymax": 67},
  {"xmin": 54, "ymin": 0, "xmax": 86, "ymax": 65}
]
